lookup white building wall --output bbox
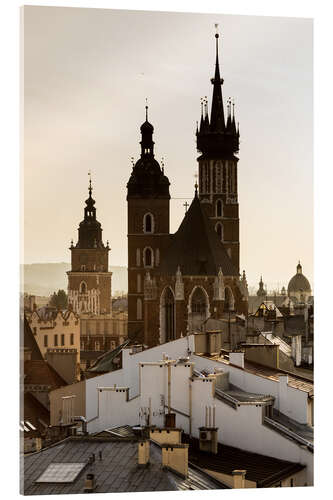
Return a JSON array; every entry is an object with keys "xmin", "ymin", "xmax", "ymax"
[
  {"xmin": 85, "ymin": 336, "xmax": 195, "ymax": 424},
  {"xmin": 191, "ymin": 354, "xmax": 309, "ymax": 423},
  {"xmin": 87, "ymin": 387, "xmax": 140, "ymax": 434},
  {"xmin": 85, "ymin": 369, "xmax": 125, "ymax": 422},
  {"xmin": 82, "ymin": 336, "xmax": 312, "ymax": 485},
  {"xmin": 122, "ymin": 335, "xmax": 195, "ymax": 398},
  {"xmin": 189, "ymin": 380, "xmax": 313, "ymax": 484}
]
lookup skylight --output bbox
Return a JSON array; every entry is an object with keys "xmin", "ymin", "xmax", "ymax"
[{"xmin": 36, "ymin": 463, "xmax": 86, "ymax": 483}]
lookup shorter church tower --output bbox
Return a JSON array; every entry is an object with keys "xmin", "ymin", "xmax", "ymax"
[
  {"xmin": 67, "ymin": 178, "xmax": 112, "ymax": 315},
  {"xmin": 127, "ymin": 106, "xmax": 170, "ymax": 343}
]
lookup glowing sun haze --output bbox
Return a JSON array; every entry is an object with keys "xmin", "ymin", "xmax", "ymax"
[{"xmin": 23, "ymin": 6, "xmax": 313, "ymax": 291}]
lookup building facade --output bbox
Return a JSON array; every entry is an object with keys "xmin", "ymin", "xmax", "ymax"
[
  {"xmin": 127, "ymin": 33, "xmax": 248, "ymax": 347},
  {"xmin": 67, "ymin": 179, "xmax": 112, "ymax": 315},
  {"xmin": 79, "ymin": 311, "xmax": 128, "ymax": 352},
  {"xmin": 28, "ymin": 307, "xmax": 80, "ymax": 374}
]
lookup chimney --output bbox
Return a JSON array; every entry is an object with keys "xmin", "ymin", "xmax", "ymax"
[
  {"xmin": 150, "ymin": 427, "xmax": 182, "ymax": 446},
  {"xmin": 161, "ymin": 443, "xmax": 189, "ymax": 478},
  {"xmin": 199, "ymin": 405, "xmax": 218, "ymax": 454},
  {"xmin": 83, "ymin": 473, "xmax": 96, "ymax": 493},
  {"xmin": 232, "ymin": 470, "xmax": 246, "ymax": 489},
  {"xmin": 291, "ymin": 335, "xmax": 302, "ymax": 367},
  {"xmin": 138, "ymin": 440, "xmax": 150, "ymax": 466},
  {"xmin": 229, "ymin": 351, "xmax": 244, "ymax": 368}
]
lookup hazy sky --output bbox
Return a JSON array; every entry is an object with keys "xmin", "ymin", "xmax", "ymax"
[{"xmin": 23, "ymin": 6, "xmax": 313, "ymax": 290}]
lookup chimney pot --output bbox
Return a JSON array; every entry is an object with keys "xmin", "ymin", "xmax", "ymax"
[{"xmin": 232, "ymin": 470, "xmax": 246, "ymax": 489}]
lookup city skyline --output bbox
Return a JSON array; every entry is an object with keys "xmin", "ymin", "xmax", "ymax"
[{"xmin": 23, "ymin": 6, "xmax": 313, "ymax": 290}]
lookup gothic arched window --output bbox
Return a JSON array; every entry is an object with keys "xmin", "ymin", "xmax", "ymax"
[
  {"xmin": 191, "ymin": 287, "xmax": 207, "ymax": 314},
  {"xmin": 80, "ymin": 282, "xmax": 87, "ymax": 294},
  {"xmin": 144, "ymin": 247, "xmax": 153, "ymax": 267},
  {"xmin": 143, "ymin": 213, "xmax": 154, "ymax": 233},
  {"xmin": 164, "ymin": 287, "xmax": 175, "ymax": 341}
]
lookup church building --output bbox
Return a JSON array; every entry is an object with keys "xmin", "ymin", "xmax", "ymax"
[
  {"xmin": 67, "ymin": 178, "xmax": 112, "ymax": 315},
  {"xmin": 127, "ymin": 33, "xmax": 248, "ymax": 346}
]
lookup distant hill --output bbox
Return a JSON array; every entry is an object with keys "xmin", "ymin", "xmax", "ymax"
[{"xmin": 23, "ymin": 263, "xmax": 128, "ymax": 297}]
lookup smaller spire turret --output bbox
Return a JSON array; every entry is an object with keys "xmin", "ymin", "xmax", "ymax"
[
  {"xmin": 196, "ymin": 29, "xmax": 239, "ymax": 155},
  {"xmin": 140, "ymin": 102, "xmax": 154, "ymax": 157},
  {"xmin": 257, "ymin": 275, "xmax": 266, "ymax": 297}
]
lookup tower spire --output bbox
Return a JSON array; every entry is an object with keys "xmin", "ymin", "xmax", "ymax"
[
  {"xmin": 210, "ymin": 27, "xmax": 225, "ymax": 132},
  {"xmin": 88, "ymin": 170, "xmax": 92, "ymax": 197},
  {"xmin": 145, "ymin": 98, "xmax": 148, "ymax": 121},
  {"xmin": 140, "ymin": 102, "xmax": 154, "ymax": 157}
]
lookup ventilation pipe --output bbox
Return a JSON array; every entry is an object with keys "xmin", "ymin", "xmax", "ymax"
[{"xmin": 73, "ymin": 416, "xmax": 87, "ymax": 434}]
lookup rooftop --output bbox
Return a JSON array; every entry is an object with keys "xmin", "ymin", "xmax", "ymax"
[
  {"xmin": 22, "ymin": 437, "xmax": 226, "ymax": 495},
  {"xmin": 198, "ymin": 353, "xmax": 313, "ymax": 394},
  {"xmin": 187, "ymin": 436, "xmax": 305, "ymax": 488},
  {"xmin": 24, "ymin": 360, "xmax": 67, "ymax": 389}
]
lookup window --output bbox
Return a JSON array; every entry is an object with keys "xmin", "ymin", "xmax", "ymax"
[
  {"xmin": 191, "ymin": 288, "xmax": 207, "ymax": 314},
  {"xmin": 144, "ymin": 247, "xmax": 153, "ymax": 267},
  {"xmin": 54, "ymin": 334, "xmax": 58, "ymax": 347},
  {"xmin": 290, "ymin": 479, "xmax": 294, "ymax": 487},
  {"xmin": 216, "ymin": 199, "xmax": 222, "ymax": 217},
  {"xmin": 70, "ymin": 333, "xmax": 74, "ymax": 345},
  {"xmin": 95, "ymin": 340, "xmax": 100, "ymax": 351},
  {"xmin": 143, "ymin": 213, "xmax": 154, "ymax": 233},
  {"xmin": 81, "ymin": 265, "xmax": 86, "ymax": 271},
  {"xmin": 61, "ymin": 334, "xmax": 65, "ymax": 346},
  {"xmin": 44, "ymin": 335, "xmax": 48, "ymax": 347},
  {"xmin": 80, "ymin": 282, "xmax": 87, "ymax": 294}
]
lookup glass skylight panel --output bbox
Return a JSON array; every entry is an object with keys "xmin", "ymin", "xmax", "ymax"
[{"xmin": 36, "ymin": 462, "xmax": 86, "ymax": 483}]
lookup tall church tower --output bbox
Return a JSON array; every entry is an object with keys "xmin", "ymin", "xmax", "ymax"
[
  {"xmin": 67, "ymin": 178, "xmax": 112, "ymax": 315},
  {"xmin": 196, "ymin": 32, "xmax": 240, "ymax": 273},
  {"xmin": 127, "ymin": 106, "xmax": 170, "ymax": 342}
]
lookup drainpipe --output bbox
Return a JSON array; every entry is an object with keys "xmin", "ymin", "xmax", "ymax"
[
  {"xmin": 168, "ymin": 362, "xmax": 171, "ymax": 414},
  {"xmin": 189, "ymin": 378, "xmax": 192, "ymax": 437}
]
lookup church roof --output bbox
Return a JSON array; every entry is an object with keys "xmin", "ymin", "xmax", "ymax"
[
  {"xmin": 287, "ymin": 263, "xmax": 311, "ymax": 293},
  {"xmin": 23, "ymin": 316, "xmax": 43, "ymax": 361},
  {"xmin": 160, "ymin": 193, "xmax": 238, "ymax": 276}
]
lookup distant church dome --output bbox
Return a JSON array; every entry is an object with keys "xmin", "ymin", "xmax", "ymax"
[{"xmin": 287, "ymin": 262, "xmax": 311, "ymax": 294}]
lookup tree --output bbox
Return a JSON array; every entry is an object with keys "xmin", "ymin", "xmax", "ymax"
[{"xmin": 49, "ymin": 289, "xmax": 68, "ymax": 310}]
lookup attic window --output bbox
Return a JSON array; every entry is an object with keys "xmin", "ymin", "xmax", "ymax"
[{"xmin": 36, "ymin": 463, "xmax": 86, "ymax": 483}]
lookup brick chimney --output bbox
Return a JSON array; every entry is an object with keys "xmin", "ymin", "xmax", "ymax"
[
  {"xmin": 232, "ymin": 470, "xmax": 246, "ymax": 488},
  {"xmin": 161, "ymin": 443, "xmax": 189, "ymax": 478},
  {"xmin": 138, "ymin": 440, "xmax": 150, "ymax": 466}
]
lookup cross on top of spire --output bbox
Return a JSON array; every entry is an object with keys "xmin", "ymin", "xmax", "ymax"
[{"xmin": 145, "ymin": 97, "xmax": 148, "ymax": 121}]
